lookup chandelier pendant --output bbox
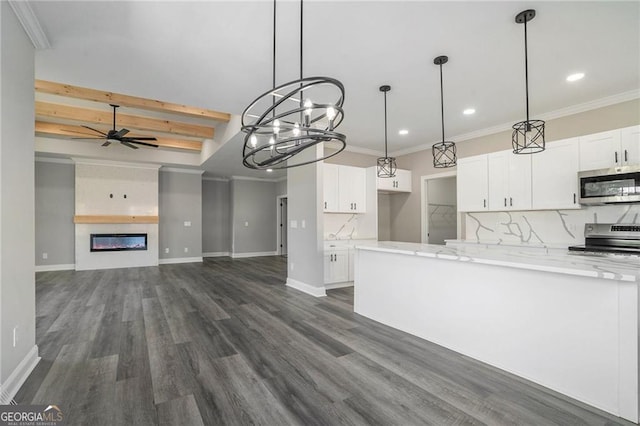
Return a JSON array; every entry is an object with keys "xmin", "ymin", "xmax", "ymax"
[
  {"xmin": 377, "ymin": 85, "xmax": 397, "ymax": 178},
  {"xmin": 432, "ymin": 55, "xmax": 457, "ymax": 168}
]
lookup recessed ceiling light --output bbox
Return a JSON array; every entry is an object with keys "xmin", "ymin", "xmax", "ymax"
[
  {"xmin": 566, "ymin": 72, "xmax": 585, "ymax": 82},
  {"xmin": 266, "ymin": 168, "xmax": 273, "ymax": 172},
  {"xmin": 463, "ymin": 108, "xmax": 476, "ymax": 115},
  {"xmin": 398, "ymin": 129, "xmax": 409, "ymax": 135}
]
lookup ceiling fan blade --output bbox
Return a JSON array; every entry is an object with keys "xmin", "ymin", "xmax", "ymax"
[
  {"xmin": 126, "ymin": 136, "xmax": 157, "ymax": 141},
  {"xmin": 71, "ymin": 136, "xmax": 107, "ymax": 140},
  {"xmin": 102, "ymin": 140, "xmax": 112, "ymax": 147},
  {"xmin": 81, "ymin": 125, "xmax": 108, "ymax": 136},
  {"xmin": 114, "ymin": 128, "xmax": 129, "ymax": 138},
  {"xmin": 127, "ymin": 140, "xmax": 159, "ymax": 148},
  {"xmin": 121, "ymin": 141, "xmax": 139, "ymax": 149}
]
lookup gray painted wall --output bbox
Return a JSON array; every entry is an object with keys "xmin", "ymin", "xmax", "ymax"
[
  {"xmin": 159, "ymin": 170, "xmax": 203, "ymax": 259},
  {"xmin": 35, "ymin": 161, "xmax": 75, "ymax": 266},
  {"xmin": 1, "ymin": 1, "xmax": 36, "ymax": 384},
  {"xmin": 287, "ymin": 146, "xmax": 324, "ymax": 288},
  {"xmin": 230, "ymin": 179, "xmax": 277, "ymax": 255},
  {"xmin": 276, "ymin": 179, "xmax": 287, "ymax": 197},
  {"xmin": 202, "ymin": 179, "xmax": 230, "ymax": 254}
]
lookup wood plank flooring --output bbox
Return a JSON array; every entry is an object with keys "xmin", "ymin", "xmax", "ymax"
[{"xmin": 16, "ymin": 256, "xmax": 634, "ymax": 425}]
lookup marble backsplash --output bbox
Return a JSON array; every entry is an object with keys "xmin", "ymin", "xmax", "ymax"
[
  {"xmin": 325, "ymin": 213, "xmax": 376, "ymax": 240},
  {"xmin": 464, "ymin": 204, "xmax": 640, "ymax": 246}
]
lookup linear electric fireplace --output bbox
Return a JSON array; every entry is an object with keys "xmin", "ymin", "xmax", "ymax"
[{"xmin": 90, "ymin": 233, "xmax": 148, "ymax": 252}]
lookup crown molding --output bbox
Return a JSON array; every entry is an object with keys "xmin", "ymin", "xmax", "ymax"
[
  {"xmin": 160, "ymin": 167, "xmax": 204, "ymax": 175},
  {"xmin": 8, "ymin": 1, "xmax": 51, "ymax": 49},
  {"xmin": 390, "ymin": 90, "xmax": 640, "ymax": 158},
  {"xmin": 230, "ymin": 175, "xmax": 281, "ymax": 183},
  {"xmin": 71, "ymin": 157, "xmax": 162, "ymax": 170},
  {"xmin": 202, "ymin": 176, "xmax": 230, "ymax": 182},
  {"xmin": 343, "ymin": 145, "xmax": 384, "ymax": 157},
  {"xmin": 35, "ymin": 156, "xmax": 73, "ymax": 165}
]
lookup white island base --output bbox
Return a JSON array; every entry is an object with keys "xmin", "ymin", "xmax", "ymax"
[{"xmin": 354, "ymin": 243, "xmax": 639, "ymax": 423}]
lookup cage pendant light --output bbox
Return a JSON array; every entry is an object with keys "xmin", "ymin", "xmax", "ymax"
[
  {"xmin": 512, "ymin": 9, "xmax": 545, "ymax": 154},
  {"xmin": 377, "ymin": 85, "xmax": 397, "ymax": 178},
  {"xmin": 432, "ymin": 55, "xmax": 457, "ymax": 168},
  {"xmin": 240, "ymin": 0, "xmax": 347, "ymax": 170}
]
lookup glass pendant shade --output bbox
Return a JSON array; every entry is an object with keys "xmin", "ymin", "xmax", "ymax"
[
  {"xmin": 432, "ymin": 55, "xmax": 457, "ymax": 168},
  {"xmin": 512, "ymin": 9, "xmax": 545, "ymax": 154},
  {"xmin": 377, "ymin": 84, "xmax": 396, "ymax": 178}
]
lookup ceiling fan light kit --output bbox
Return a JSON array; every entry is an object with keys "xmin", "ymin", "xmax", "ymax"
[
  {"xmin": 377, "ymin": 85, "xmax": 397, "ymax": 178},
  {"xmin": 241, "ymin": 0, "xmax": 346, "ymax": 170},
  {"xmin": 512, "ymin": 9, "xmax": 545, "ymax": 154},
  {"xmin": 432, "ymin": 55, "xmax": 457, "ymax": 168}
]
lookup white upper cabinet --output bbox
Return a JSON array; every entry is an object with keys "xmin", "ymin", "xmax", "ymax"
[
  {"xmin": 457, "ymin": 155, "xmax": 489, "ymax": 212},
  {"xmin": 579, "ymin": 126, "xmax": 640, "ymax": 171},
  {"xmin": 323, "ymin": 164, "xmax": 366, "ymax": 213},
  {"xmin": 531, "ymin": 138, "xmax": 580, "ymax": 210},
  {"xmin": 621, "ymin": 125, "xmax": 640, "ymax": 166},
  {"xmin": 377, "ymin": 169, "xmax": 412, "ymax": 193},
  {"xmin": 487, "ymin": 150, "xmax": 532, "ymax": 211}
]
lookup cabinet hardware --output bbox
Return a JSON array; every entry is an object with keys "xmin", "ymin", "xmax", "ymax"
[
  {"xmin": 483, "ymin": 199, "xmax": 486, "ymax": 208},
  {"xmin": 510, "ymin": 197, "xmax": 513, "ymax": 207},
  {"xmin": 354, "ymin": 203, "xmax": 357, "ymax": 210},
  {"xmin": 573, "ymin": 193, "xmax": 576, "ymax": 204},
  {"xmin": 324, "ymin": 201, "xmax": 327, "ymax": 209},
  {"xmin": 504, "ymin": 198, "xmax": 507, "ymax": 207},
  {"xmin": 615, "ymin": 151, "xmax": 619, "ymax": 163},
  {"xmin": 625, "ymin": 149, "xmax": 628, "ymax": 162}
]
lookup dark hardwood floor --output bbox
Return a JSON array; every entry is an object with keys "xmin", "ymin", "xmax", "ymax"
[{"xmin": 16, "ymin": 256, "xmax": 633, "ymax": 425}]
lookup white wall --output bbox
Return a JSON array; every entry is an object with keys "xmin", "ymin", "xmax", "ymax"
[
  {"xmin": 0, "ymin": 1, "xmax": 37, "ymax": 397},
  {"xmin": 74, "ymin": 160, "xmax": 160, "ymax": 270}
]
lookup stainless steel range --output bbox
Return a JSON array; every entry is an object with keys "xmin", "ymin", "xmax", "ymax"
[{"xmin": 569, "ymin": 223, "xmax": 640, "ymax": 256}]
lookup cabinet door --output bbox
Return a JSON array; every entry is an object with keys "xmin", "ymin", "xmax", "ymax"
[
  {"xmin": 324, "ymin": 250, "xmax": 349, "ymax": 284},
  {"xmin": 488, "ymin": 152, "xmax": 509, "ymax": 210},
  {"xmin": 377, "ymin": 175, "xmax": 395, "ymax": 191},
  {"xmin": 324, "ymin": 164, "xmax": 339, "ymax": 212},
  {"xmin": 508, "ymin": 153, "xmax": 532, "ymax": 210},
  {"xmin": 579, "ymin": 130, "xmax": 621, "ymax": 171},
  {"xmin": 621, "ymin": 125, "xmax": 640, "ymax": 166},
  {"xmin": 532, "ymin": 138, "xmax": 580, "ymax": 210},
  {"xmin": 457, "ymin": 155, "xmax": 489, "ymax": 212},
  {"xmin": 395, "ymin": 169, "xmax": 412, "ymax": 192},
  {"xmin": 338, "ymin": 166, "xmax": 366, "ymax": 213}
]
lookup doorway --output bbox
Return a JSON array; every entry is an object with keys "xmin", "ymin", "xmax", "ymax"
[
  {"xmin": 277, "ymin": 196, "xmax": 288, "ymax": 256},
  {"xmin": 421, "ymin": 172, "xmax": 457, "ymax": 245}
]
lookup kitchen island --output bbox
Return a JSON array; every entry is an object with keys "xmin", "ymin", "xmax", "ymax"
[{"xmin": 354, "ymin": 242, "xmax": 639, "ymax": 422}]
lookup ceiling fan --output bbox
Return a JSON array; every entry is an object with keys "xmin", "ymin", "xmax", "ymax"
[{"xmin": 74, "ymin": 104, "xmax": 159, "ymax": 149}]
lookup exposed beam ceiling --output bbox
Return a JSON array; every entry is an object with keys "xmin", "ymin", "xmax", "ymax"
[{"xmin": 36, "ymin": 80, "xmax": 230, "ymax": 122}]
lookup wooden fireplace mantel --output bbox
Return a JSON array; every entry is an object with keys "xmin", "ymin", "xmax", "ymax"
[{"xmin": 73, "ymin": 215, "xmax": 159, "ymax": 224}]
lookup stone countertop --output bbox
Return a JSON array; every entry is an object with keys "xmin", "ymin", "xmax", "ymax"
[{"xmin": 355, "ymin": 241, "xmax": 640, "ymax": 282}]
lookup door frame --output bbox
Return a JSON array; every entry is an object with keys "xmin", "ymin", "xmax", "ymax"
[
  {"xmin": 276, "ymin": 195, "xmax": 288, "ymax": 255},
  {"xmin": 420, "ymin": 171, "xmax": 458, "ymax": 244}
]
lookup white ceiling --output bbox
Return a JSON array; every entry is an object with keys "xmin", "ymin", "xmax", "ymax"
[{"xmin": 29, "ymin": 1, "xmax": 640, "ymax": 178}]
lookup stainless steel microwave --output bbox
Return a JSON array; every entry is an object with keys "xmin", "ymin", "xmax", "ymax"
[{"xmin": 578, "ymin": 165, "xmax": 640, "ymax": 205}]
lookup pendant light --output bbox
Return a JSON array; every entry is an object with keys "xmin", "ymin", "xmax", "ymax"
[
  {"xmin": 377, "ymin": 85, "xmax": 397, "ymax": 178},
  {"xmin": 241, "ymin": 0, "xmax": 346, "ymax": 170},
  {"xmin": 432, "ymin": 55, "xmax": 457, "ymax": 168},
  {"xmin": 512, "ymin": 9, "xmax": 545, "ymax": 154}
]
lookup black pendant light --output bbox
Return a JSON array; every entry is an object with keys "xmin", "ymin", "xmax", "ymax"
[
  {"xmin": 432, "ymin": 55, "xmax": 457, "ymax": 168},
  {"xmin": 241, "ymin": 0, "xmax": 346, "ymax": 170},
  {"xmin": 377, "ymin": 85, "xmax": 397, "ymax": 178},
  {"xmin": 512, "ymin": 9, "xmax": 545, "ymax": 154}
]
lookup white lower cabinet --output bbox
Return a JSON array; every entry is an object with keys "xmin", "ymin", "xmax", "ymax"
[{"xmin": 324, "ymin": 248, "xmax": 349, "ymax": 284}]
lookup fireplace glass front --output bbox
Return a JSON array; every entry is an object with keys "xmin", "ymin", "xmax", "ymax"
[{"xmin": 90, "ymin": 233, "xmax": 148, "ymax": 252}]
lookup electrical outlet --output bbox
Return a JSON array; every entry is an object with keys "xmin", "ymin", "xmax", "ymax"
[
  {"xmin": 42, "ymin": 253, "xmax": 48, "ymax": 260},
  {"xmin": 184, "ymin": 247, "xmax": 189, "ymax": 253},
  {"xmin": 301, "ymin": 220, "xmax": 306, "ymax": 229},
  {"xmin": 184, "ymin": 221, "xmax": 191, "ymax": 227},
  {"xmin": 165, "ymin": 248, "xmax": 170, "ymax": 254},
  {"xmin": 244, "ymin": 221, "xmax": 249, "ymax": 227}
]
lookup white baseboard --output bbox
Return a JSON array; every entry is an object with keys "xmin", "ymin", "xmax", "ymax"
[
  {"xmin": 35, "ymin": 263, "xmax": 75, "ymax": 272},
  {"xmin": 158, "ymin": 257, "xmax": 203, "ymax": 265},
  {"xmin": 0, "ymin": 345, "xmax": 40, "ymax": 404},
  {"xmin": 325, "ymin": 282, "xmax": 354, "ymax": 290},
  {"xmin": 231, "ymin": 251, "xmax": 278, "ymax": 259},
  {"xmin": 203, "ymin": 251, "xmax": 230, "ymax": 258},
  {"xmin": 286, "ymin": 278, "xmax": 326, "ymax": 297}
]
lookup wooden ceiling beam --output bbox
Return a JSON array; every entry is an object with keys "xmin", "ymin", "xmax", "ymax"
[
  {"xmin": 35, "ymin": 80, "xmax": 231, "ymax": 122},
  {"xmin": 36, "ymin": 101, "xmax": 214, "ymax": 139},
  {"xmin": 35, "ymin": 121, "xmax": 203, "ymax": 152}
]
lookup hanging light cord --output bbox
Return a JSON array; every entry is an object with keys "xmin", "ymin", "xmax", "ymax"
[
  {"xmin": 273, "ymin": 0, "xmax": 276, "ymax": 90},
  {"xmin": 383, "ymin": 90, "xmax": 388, "ymax": 158},
  {"xmin": 523, "ymin": 16, "xmax": 530, "ymax": 126},
  {"xmin": 439, "ymin": 62, "xmax": 445, "ymax": 143},
  {"xmin": 300, "ymin": 0, "xmax": 303, "ymax": 81}
]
